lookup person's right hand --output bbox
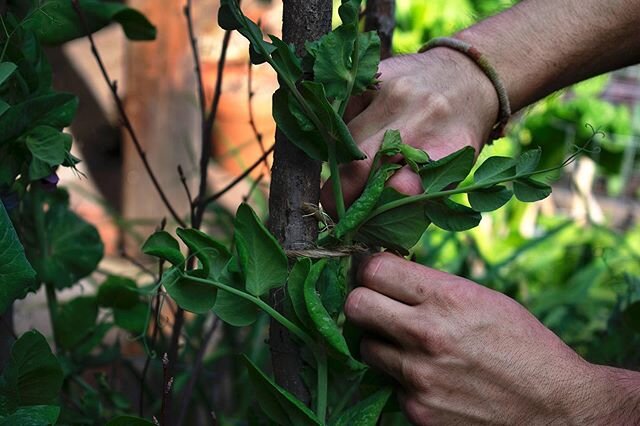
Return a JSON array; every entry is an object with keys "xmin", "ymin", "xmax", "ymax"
[{"xmin": 321, "ymin": 47, "xmax": 500, "ymax": 215}]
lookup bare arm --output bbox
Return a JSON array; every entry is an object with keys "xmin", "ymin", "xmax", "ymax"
[{"xmin": 458, "ymin": 0, "xmax": 640, "ymax": 112}]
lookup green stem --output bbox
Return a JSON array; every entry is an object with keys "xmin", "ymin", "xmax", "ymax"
[
  {"xmin": 365, "ymin": 163, "xmax": 566, "ymax": 221},
  {"xmin": 180, "ymin": 274, "xmax": 315, "ymax": 348},
  {"xmin": 316, "ymin": 349, "xmax": 328, "ymax": 422},
  {"xmin": 337, "ymin": 33, "xmax": 360, "ymax": 118},
  {"xmin": 329, "ymin": 144, "xmax": 346, "ymax": 219}
]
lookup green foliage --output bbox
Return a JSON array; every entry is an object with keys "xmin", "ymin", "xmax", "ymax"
[
  {"xmin": 141, "ymin": 231, "xmax": 184, "ymax": 268},
  {"xmin": 22, "ymin": 188, "xmax": 104, "ymax": 289},
  {"xmin": 0, "ymin": 331, "xmax": 63, "ymax": 418},
  {"xmin": 332, "ymin": 387, "xmax": 392, "ymax": 426},
  {"xmin": 234, "ymin": 203, "xmax": 288, "ymax": 297},
  {"xmin": 0, "ymin": 202, "xmax": 36, "ymax": 311},
  {"xmin": 24, "ymin": 0, "xmax": 156, "ymax": 45}
]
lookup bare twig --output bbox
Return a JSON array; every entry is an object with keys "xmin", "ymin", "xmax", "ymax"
[
  {"xmin": 176, "ymin": 317, "xmax": 220, "ymax": 426},
  {"xmin": 201, "ymin": 144, "xmax": 275, "ymax": 208},
  {"xmin": 177, "ymin": 165, "xmax": 195, "ymax": 225},
  {"xmin": 120, "ymin": 249, "xmax": 157, "ymax": 281},
  {"xmin": 248, "ymin": 59, "xmax": 271, "ymax": 175},
  {"xmin": 184, "ymin": 0, "xmax": 207, "ymax": 122},
  {"xmin": 71, "ymin": 0, "xmax": 186, "ymax": 227},
  {"xmin": 160, "ymin": 353, "xmax": 172, "ymax": 426},
  {"xmin": 243, "ymin": 173, "xmax": 265, "ymax": 204}
]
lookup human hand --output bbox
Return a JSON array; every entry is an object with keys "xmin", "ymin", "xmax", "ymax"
[
  {"xmin": 321, "ymin": 48, "xmax": 499, "ymax": 214},
  {"xmin": 345, "ymin": 253, "xmax": 640, "ymax": 425}
]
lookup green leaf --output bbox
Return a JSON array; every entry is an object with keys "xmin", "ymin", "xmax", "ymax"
[
  {"xmin": 0, "ymin": 101, "xmax": 9, "ymax": 118},
  {"xmin": 299, "ymin": 81, "xmax": 366, "ymax": 163},
  {"xmin": 513, "ymin": 177, "xmax": 552, "ymax": 202},
  {"xmin": 304, "ymin": 260, "xmax": 365, "ymax": 371},
  {"xmin": 23, "ymin": 191, "xmax": 103, "ymax": 289},
  {"xmin": 24, "ymin": 126, "xmax": 71, "ymax": 180},
  {"xmin": 467, "ymin": 186, "xmax": 513, "ymax": 212},
  {"xmin": 424, "ymin": 199, "xmax": 481, "ymax": 232},
  {"xmin": 286, "ymin": 258, "xmax": 313, "ymax": 329},
  {"xmin": 473, "ymin": 156, "xmax": 516, "ymax": 185},
  {"xmin": 175, "ymin": 228, "xmax": 230, "ymax": 279},
  {"xmin": 54, "ymin": 297, "xmax": 98, "ymax": 350},
  {"xmin": 332, "ymin": 387, "xmax": 393, "ymax": 426},
  {"xmin": 212, "ymin": 260, "xmax": 258, "ymax": 327},
  {"xmin": 0, "ymin": 405, "xmax": 60, "ymax": 426},
  {"xmin": 141, "ymin": 231, "xmax": 185, "ymax": 268},
  {"xmin": 269, "ymin": 36, "xmax": 302, "ymax": 83},
  {"xmin": 97, "ymin": 276, "xmax": 139, "ymax": 309},
  {"xmin": 113, "ymin": 303, "xmax": 148, "ymax": 334},
  {"xmin": 357, "ymin": 188, "xmax": 430, "ymax": 253},
  {"xmin": 244, "ymin": 356, "xmax": 321, "ymax": 426},
  {"xmin": 516, "ymin": 148, "xmax": 542, "ymax": 175},
  {"xmin": 0, "ymin": 62, "xmax": 17, "ymax": 86},
  {"xmin": 161, "ymin": 269, "xmax": 217, "ymax": 314},
  {"xmin": 0, "ymin": 93, "xmax": 78, "ymax": 145},
  {"xmin": 24, "ymin": 0, "xmax": 156, "ymax": 45},
  {"xmin": 106, "ymin": 416, "xmax": 155, "ymax": 426},
  {"xmin": 420, "ymin": 146, "xmax": 475, "ymax": 193},
  {"xmin": 399, "ymin": 143, "xmax": 430, "ymax": 172},
  {"xmin": 334, "ymin": 163, "xmax": 400, "ymax": 239},
  {"xmin": 312, "ymin": 26, "xmax": 357, "ymax": 99},
  {"xmin": 0, "ymin": 330, "xmax": 63, "ymax": 411},
  {"xmin": 218, "ymin": 0, "xmax": 275, "ymax": 64},
  {"xmin": 234, "ymin": 203, "xmax": 288, "ymax": 297},
  {"xmin": 0, "ymin": 202, "xmax": 36, "ymax": 313}
]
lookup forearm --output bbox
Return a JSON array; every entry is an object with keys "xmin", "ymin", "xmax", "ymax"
[
  {"xmin": 581, "ymin": 365, "xmax": 640, "ymax": 424},
  {"xmin": 456, "ymin": 0, "xmax": 640, "ymax": 112}
]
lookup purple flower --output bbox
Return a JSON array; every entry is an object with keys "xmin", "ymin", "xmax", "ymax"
[{"xmin": 40, "ymin": 172, "xmax": 60, "ymax": 192}]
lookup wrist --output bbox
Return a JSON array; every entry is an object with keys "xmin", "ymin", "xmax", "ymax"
[{"xmin": 563, "ymin": 363, "xmax": 640, "ymax": 424}]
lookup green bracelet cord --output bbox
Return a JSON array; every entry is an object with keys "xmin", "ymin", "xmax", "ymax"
[{"xmin": 419, "ymin": 37, "xmax": 512, "ymax": 142}]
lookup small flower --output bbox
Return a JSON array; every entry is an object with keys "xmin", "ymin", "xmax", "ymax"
[{"xmin": 40, "ymin": 172, "xmax": 60, "ymax": 192}]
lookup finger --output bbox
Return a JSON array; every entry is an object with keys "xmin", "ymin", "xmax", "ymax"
[
  {"xmin": 360, "ymin": 336, "xmax": 405, "ymax": 381},
  {"xmin": 343, "ymin": 90, "xmax": 376, "ymax": 124},
  {"xmin": 386, "ymin": 165, "xmax": 424, "ymax": 196},
  {"xmin": 358, "ymin": 253, "xmax": 455, "ymax": 306},
  {"xmin": 345, "ymin": 286, "xmax": 414, "ymax": 345}
]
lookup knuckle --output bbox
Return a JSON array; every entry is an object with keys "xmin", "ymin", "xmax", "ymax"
[
  {"xmin": 402, "ymin": 396, "xmax": 431, "ymax": 426},
  {"xmin": 345, "ymin": 287, "xmax": 368, "ymax": 318},
  {"xmin": 422, "ymin": 92, "xmax": 452, "ymax": 120},
  {"xmin": 359, "ymin": 254, "xmax": 384, "ymax": 286}
]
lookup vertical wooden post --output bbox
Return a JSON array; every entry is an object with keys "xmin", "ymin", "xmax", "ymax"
[
  {"xmin": 268, "ymin": 0, "xmax": 333, "ymax": 403},
  {"xmin": 121, "ymin": 0, "xmax": 198, "ymax": 240}
]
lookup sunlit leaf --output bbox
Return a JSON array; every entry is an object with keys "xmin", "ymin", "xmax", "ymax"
[{"xmin": 420, "ymin": 146, "xmax": 475, "ymax": 193}]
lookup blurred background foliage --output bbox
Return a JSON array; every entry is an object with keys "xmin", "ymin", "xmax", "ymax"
[{"xmin": 393, "ymin": 0, "xmax": 640, "ymax": 369}]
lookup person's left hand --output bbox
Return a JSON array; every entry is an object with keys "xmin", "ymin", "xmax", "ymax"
[{"xmin": 345, "ymin": 253, "xmax": 630, "ymax": 425}]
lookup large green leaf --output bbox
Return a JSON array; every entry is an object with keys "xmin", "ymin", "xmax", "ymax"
[
  {"xmin": 244, "ymin": 356, "xmax": 321, "ymax": 426},
  {"xmin": 161, "ymin": 269, "xmax": 217, "ymax": 314},
  {"xmin": 0, "ymin": 202, "xmax": 36, "ymax": 313},
  {"xmin": 0, "ymin": 405, "xmax": 60, "ymax": 426},
  {"xmin": 473, "ymin": 156, "xmax": 516, "ymax": 185},
  {"xmin": 212, "ymin": 260, "xmax": 258, "ymax": 327},
  {"xmin": 513, "ymin": 177, "xmax": 552, "ymax": 202},
  {"xmin": 357, "ymin": 188, "xmax": 430, "ymax": 253},
  {"xmin": 0, "ymin": 330, "xmax": 63, "ymax": 413},
  {"xmin": 24, "ymin": 190, "xmax": 103, "ymax": 289},
  {"xmin": 269, "ymin": 35, "xmax": 302, "ymax": 83},
  {"xmin": 24, "ymin": 0, "xmax": 156, "ymax": 45},
  {"xmin": 24, "ymin": 126, "xmax": 71, "ymax": 180},
  {"xmin": 419, "ymin": 146, "xmax": 475, "ymax": 193},
  {"xmin": 113, "ymin": 303, "xmax": 148, "ymax": 334},
  {"xmin": 234, "ymin": 203, "xmax": 288, "ymax": 297},
  {"xmin": 97, "ymin": 276, "xmax": 139, "ymax": 309},
  {"xmin": 54, "ymin": 296, "xmax": 98, "ymax": 350},
  {"xmin": 141, "ymin": 231, "xmax": 184, "ymax": 268},
  {"xmin": 0, "ymin": 93, "xmax": 77, "ymax": 145},
  {"xmin": 516, "ymin": 148, "xmax": 542, "ymax": 175},
  {"xmin": 332, "ymin": 387, "xmax": 392, "ymax": 426},
  {"xmin": 424, "ymin": 199, "xmax": 481, "ymax": 232},
  {"xmin": 175, "ymin": 228, "xmax": 230, "ymax": 279},
  {"xmin": 467, "ymin": 186, "xmax": 513, "ymax": 212},
  {"xmin": 218, "ymin": 0, "xmax": 275, "ymax": 64}
]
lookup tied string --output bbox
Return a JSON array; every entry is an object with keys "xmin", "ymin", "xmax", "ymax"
[{"xmin": 285, "ymin": 245, "xmax": 370, "ymax": 259}]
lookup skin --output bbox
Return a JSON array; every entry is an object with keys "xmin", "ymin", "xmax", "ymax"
[
  {"xmin": 322, "ymin": 0, "xmax": 640, "ymax": 423},
  {"xmin": 346, "ymin": 253, "xmax": 640, "ymax": 424}
]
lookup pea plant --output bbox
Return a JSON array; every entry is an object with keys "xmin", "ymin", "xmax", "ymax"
[
  {"xmin": 0, "ymin": 0, "xmax": 580, "ymax": 424},
  {"xmin": 140, "ymin": 0, "xmax": 572, "ymax": 424}
]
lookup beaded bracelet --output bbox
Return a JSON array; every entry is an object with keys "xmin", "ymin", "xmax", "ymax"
[{"xmin": 419, "ymin": 37, "xmax": 511, "ymax": 142}]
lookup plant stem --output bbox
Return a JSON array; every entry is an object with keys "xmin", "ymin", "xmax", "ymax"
[
  {"xmin": 316, "ymin": 349, "xmax": 328, "ymax": 422},
  {"xmin": 328, "ymin": 145, "xmax": 346, "ymax": 219},
  {"xmin": 183, "ymin": 274, "xmax": 314, "ymax": 347}
]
